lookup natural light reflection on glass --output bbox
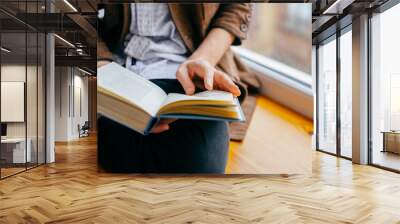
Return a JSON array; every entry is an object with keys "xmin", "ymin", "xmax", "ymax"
[
  {"xmin": 371, "ymin": 3, "xmax": 400, "ymax": 171},
  {"xmin": 318, "ymin": 38, "xmax": 337, "ymax": 154},
  {"xmin": 242, "ymin": 4, "xmax": 311, "ymax": 74},
  {"xmin": 340, "ymin": 30, "xmax": 352, "ymax": 158}
]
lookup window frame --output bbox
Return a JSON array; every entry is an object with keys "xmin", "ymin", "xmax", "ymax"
[
  {"xmin": 367, "ymin": 0, "xmax": 400, "ymax": 173},
  {"xmin": 315, "ymin": 23, "xmax": 353, "ymax": 160},
  {"xmin": 315, "ymin": 0, "xmax": 400, "ymax": 173}
]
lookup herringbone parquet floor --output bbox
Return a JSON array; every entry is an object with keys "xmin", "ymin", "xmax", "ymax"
[
  {"xmin": 1, "ymin": 136, "xmax": 400, "ymax": 223},
  {"xmin": 1, "ymin": 98, "xmax": 400, "ymax": 223}
]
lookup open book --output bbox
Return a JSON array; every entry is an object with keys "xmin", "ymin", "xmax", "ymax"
[{"xmin": 97, "ymin": 62, "xmax": 245, "ymax": 135}]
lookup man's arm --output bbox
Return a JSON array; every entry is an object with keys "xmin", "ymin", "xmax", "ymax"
[
  {"xmin": 97, "ymin": 39, "xmax": 114, "ymax": 68},
  {"xmin": 176, "ymin": 3, "xmax": 253, "ymax": 96},
  {"xmin": 190, "ymin": 28, "xmax": 235, "ymax": 66},
  {"xmin": 210, "ymin": 3, "xmax": 253, "ymax": 46},
  {"xmin": 160, "ymin": 27, "xmax": 241, "ymax": 134}
]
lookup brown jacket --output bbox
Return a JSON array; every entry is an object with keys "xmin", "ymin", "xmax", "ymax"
[{"xmin": 97, "ymin": 3, "xmax": 260, "ymax": 102}]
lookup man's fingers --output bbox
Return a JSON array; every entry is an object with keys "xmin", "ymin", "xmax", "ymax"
[
  {"xmin": 151, "ymin": 124, "xmax": 169, "ymax": 133},
  {"xmin": 204, "ymin": 68, "xmax": 214, "ymax": 90},
  {"xmin": 97, "ymin": 60, "xmax": 110, "ymax": 68},
  {"xmin": 215, "ymin": 70, "xmax": 241, "ymax": 96},
  {"xmin": 150, "ymin": 118, "xmax": 177, "ymax": 133},
  {"xmin": 187, "ymin": 60, "xmax": 214, "ymax": 90},
  {"xmin": 177, "ymin": 59, "xmax": 241, "ymax": 96},
  {"xmin": 176, "ymin": 65, "xmax": 196, "ymax": 95}
]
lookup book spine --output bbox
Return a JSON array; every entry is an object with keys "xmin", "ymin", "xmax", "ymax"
[{"xmin": 143, "ymin": 117, "xmax": 159, "ymax": 136}]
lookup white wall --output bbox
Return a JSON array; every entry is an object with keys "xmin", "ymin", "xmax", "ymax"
[
  {"xmin": 55, "ymin": 66, "xmax": 69, "ymax": 141},
  {"xmin": 54, "ymin": 67, "xmax": 89, "ymax": 141},
  {"xmin": 72, "ymin": 73, "xmax": 89, "ymax": 138},
  {"xmin": 1, "ymin": 65, "xmax": 37, "ymax": 138}
]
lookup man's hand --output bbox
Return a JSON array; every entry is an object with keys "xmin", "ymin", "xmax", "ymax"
[
  {"xmin": 176, "ymin": 58, "xmax": 241, "ymax": 96},
  {"xmin": 97, "ymin": 60, "xmax": 111, "ymax": 68},
  {"xmin": 150, "ymin": 119, "xmax": 176, "ymax": 134},
  {"xmin": 156, "ymin": 58, "xmax": 241, "ymax": 134}
]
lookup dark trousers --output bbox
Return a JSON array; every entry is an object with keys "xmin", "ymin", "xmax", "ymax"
[{"xmin": 98, "ymin": 79, "xmax": 229, "ymax": 173}]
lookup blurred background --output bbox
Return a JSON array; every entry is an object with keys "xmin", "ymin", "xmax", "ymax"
[{"xmin": 243, "ymin": 4, "xmax": 311, "ymax": 75}]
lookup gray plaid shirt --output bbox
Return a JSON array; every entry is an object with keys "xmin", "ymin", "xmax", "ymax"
[{"xmin": 124, "ymin": 3, "xmax": 188, "ymax": 80}]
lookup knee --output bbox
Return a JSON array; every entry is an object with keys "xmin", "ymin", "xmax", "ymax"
[
  {"xmin": 185, "ymin": 121, "xmax": 230, "ymax": 173},
  {"xmin": 97, "ymin": 116, "xmax": 138, "ymax": 172}
]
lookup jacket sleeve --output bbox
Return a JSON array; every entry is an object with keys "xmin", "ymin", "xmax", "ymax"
[{"xmin": 210, "ymin": 3, "xmax": 253, "ymax": 45}]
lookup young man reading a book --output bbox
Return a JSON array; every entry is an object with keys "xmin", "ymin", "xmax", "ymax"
[{"xmin": 97, "ymin": 3, "xmax": 259, "ymax": 173}]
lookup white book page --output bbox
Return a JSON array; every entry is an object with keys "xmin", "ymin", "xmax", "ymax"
[
  {"xmin": 162, "ymin": 90, "xmax": 234, "ymax": 107},
  {"xmin": 98, "ymin": 62, "xmax": 167, "ymax": 116}
]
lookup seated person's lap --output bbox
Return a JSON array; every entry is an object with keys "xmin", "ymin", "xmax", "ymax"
[{"xmin": 98, "ymin": 79, "xmax": 229, "ymax": 173}]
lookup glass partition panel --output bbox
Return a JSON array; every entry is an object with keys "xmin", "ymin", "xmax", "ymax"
[
  {"xmin": 371, "ymin": 4, "xmax": 400, "ymax": 171},
  {"xmin": 1, "ymin": 31, "xmax": 27, "ymax": 177},
  {"xmin": 27, "ymin": 31, "xmax": 38, "ymax": 169},
  {"xmin": 26, "ymin": 0, "xmax": 39, "ymax": 169},
  {"xmin": 0, "ymin": 0, "xmax": 46, "ymax": 179},
  {"xmin": 339, "ymin": 29, "xmax": 352, "ymax": 158},
  {"xmin": 317, "ymin": 37, "xmax": 337, "ymax": 154},
  {"xmin": 38, "ymin": 32, "xmax": 45, "ymax": 165}
]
